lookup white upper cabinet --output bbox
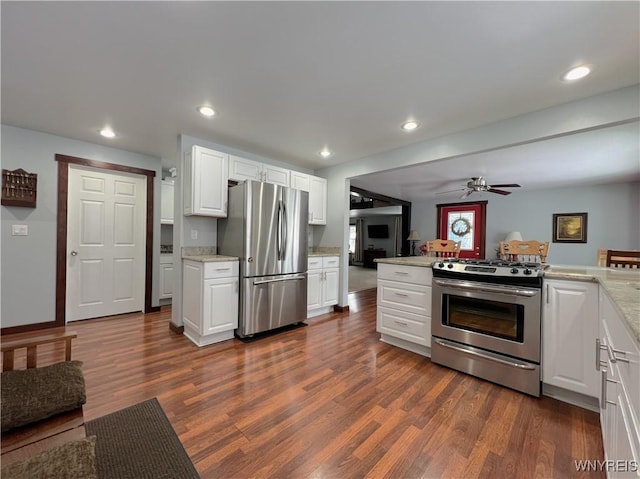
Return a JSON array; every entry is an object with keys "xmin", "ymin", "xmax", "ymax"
[
  {"xmin": 160, "ymin": 180, "xmax": 174, "ymax": 224},
  {"xmin": 228, "ymin": 155, "xmax": 289, "ymax": 187},
  {"xmin": 309, "ymin": 176, "xmax": 327, "ymax": 225},
  {"xmin": 290, "ymin": 172, "xmax": 327, "ymax": 225},
  {"xmin": 183, "ymin": 146, "xmax": 228, "ymax": 217}
]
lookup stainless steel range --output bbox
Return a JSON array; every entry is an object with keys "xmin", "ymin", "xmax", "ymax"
[{"xmin": 431, "ymin": 258, "xmax": 547, "ymax": 396}]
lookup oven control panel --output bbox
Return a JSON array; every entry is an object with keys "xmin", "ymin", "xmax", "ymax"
[{"xmin": 433, "ymin": 259, "xmax": 546, "ymax": 278}]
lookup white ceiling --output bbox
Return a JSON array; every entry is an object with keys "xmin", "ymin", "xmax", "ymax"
[
  {"xmin": 2, "ymin": 2, "xmax": 639, "ymax": 190},
  {"xmin": 351, "ymin": 120, "xmax": 640, "ymax": 202}
]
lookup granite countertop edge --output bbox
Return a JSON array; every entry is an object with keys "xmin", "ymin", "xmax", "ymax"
[
  {"xmin": 182, "ymin": 254, "xmax": 240, "ymax": 262},
  {"xmin": 374, "ymin": 256, "xmax": 435, "ymax": 267}
]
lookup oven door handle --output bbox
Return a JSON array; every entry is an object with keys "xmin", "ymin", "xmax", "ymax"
[
  {"xmin": 433, "ymin": 338, "xmax": 537, "ymax": 370},
  {"xmin": 432, "ymin": 278, "xmax": 539, "ymax": 297}
]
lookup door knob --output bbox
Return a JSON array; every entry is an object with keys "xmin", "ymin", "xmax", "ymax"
[{"xmin": 70, "ymin": 251, "xmax": 78, "ymax": 256}]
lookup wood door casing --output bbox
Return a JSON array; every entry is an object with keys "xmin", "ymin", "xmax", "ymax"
[{"xmin": 437, "ymin": 201, "xmax": 487, "ymax": 259}]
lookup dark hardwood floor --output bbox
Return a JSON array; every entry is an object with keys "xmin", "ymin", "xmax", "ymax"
[{"xmin": 7, "ymin": 288, "xmax": 605, "ymax": 478}]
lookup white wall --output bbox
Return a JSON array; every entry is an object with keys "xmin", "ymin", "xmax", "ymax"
[
  {"xmin": 1, "ymin": 125, "xmax": 162, "ymax": 328},
  {"xmin": 316, "ymin": 85, "xmax": 640, "ymax": 306},
  {"xmin": 410, "ymin": 182, "xmax": 640, "ymax": 265}
]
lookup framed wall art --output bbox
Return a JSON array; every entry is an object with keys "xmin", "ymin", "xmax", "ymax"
[{"xmin": 552, "ymin": 212, "xmax": 588, "ymax": 243}]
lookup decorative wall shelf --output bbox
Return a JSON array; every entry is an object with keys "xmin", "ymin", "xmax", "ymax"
[{"xmin": 2, "ymin": 168, "xmax": 37, "ymax": 207}]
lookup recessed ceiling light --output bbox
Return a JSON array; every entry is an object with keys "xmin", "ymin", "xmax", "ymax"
[
  {"xmin": 319, "ymin": 148, "xmax": 333, "ymax": 158},
  {"xmin": 563, "ymin": 65, "xmax": 592, "ymax": 81},
  {"xmin": 99, "ymin": 127, "xmax": 116, "ymax": 138},
  {"xmin": 401, "ymin": 120, "xmax": 420, "ymax": 131},
  {"xmin": 197, "ymin": 105, "xmax": 216, "ymax": 117}
]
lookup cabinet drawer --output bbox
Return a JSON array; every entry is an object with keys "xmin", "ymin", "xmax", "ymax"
[
  {"xmin": 322, "ymin": 256, "xmax": 339, "ymax": 268},
  {"xmin": 377, "ymin": 306, "xmax": 429, "ymax": 346},
  {"xmin": 601, "ymin": 293, "xmax": 640, "ymax": 425},
  {"xmin": 377, "ymin": 263, "xmax": 431, "ymax": 285},
  {"xmin": 203, "ymin": 261, "xmax": 239, "ymax": 279},
  {"xmin": 308, "ymin": 257, "xmax": 323, "ymax": 270},
  {"xmin": 377, "ymin": 279, "xmax": 431, "ymax": 316}
]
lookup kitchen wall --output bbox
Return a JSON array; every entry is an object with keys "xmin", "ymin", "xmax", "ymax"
[
  {"xmin": 1, "ymin": 125, "xmax": 162, "ymax": 329},
  {"xmin": 316, "ymin": 85, "xmax": 640, "ymax": 307},
  {"xmin": 410, "ymin": 181, "xmax": 640, "ymax": 265}
]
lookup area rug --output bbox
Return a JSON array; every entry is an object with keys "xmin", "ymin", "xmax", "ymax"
[{"xmin": 85, "ymin": 398, "xmax": 199, "ymax": 479}]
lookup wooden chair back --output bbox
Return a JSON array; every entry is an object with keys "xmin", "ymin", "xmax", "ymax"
[
  {"xmin": 1, "ymin": 328, "xmax": 77, "ymax": 371},
  {"xmin": 605, "ymin": 250, "xmax": 640, "ymax": 269},
  {"xmin": 597, "ymin": 249, "xmax": 607, "ymax": 267},
  {"xmin": 500, "ymin": 240, "xmax": 550, "ymax": 264},
  {"xmin": 422, "ymin": 239, "xmax": 461, "ymax": 258}
]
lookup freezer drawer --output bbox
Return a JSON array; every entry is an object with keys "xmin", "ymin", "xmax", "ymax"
[{"xmin": 239, "ymin": 273, "xmax": 307, "ymax": 337}]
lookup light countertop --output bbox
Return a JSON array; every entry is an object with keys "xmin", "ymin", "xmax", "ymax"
[
  {"xmin": 375, "ymin": 256, "xmax": 435, "ymax": 267},
  {"xmin": 182, "ymin": 254, "xmax": 239, "ymax": 263}
]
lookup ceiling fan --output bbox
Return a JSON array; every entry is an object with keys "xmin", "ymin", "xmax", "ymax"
[{"xmin": 437, "ymin": 176, "xmax": 521, "ymax": 199}]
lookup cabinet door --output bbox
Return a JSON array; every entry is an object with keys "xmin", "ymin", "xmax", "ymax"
[
  {"xmin": 160, "ymin": 180, "xmax": 174, "ymax": 224},
  {"xmin": 203, "ymin": 277, "xmax": 238, "ymax": 335},
  {"xmin": 290, "ymin": 171, "xmax": 310, "ymax": 192},
  {"xmin": 229, "ymin": 155, "xmax": 262, "ymax": 182},
  {"xmin": 307, "ymin": 269, "xmax": 323, "ymax": 310},
  {"xmin": 185, "ymin": 146, "xmax": 228, "ymax": 217},
  {"xmin": 263, "ymin": 164, "xmax": 290, "ymax": 187},
  {"xmin": 542, "ymin": 280, "xmax": 599, "ymax": 397},
  {"xmin": 322, "ymin": 268, "xmax": 339, "ymax": 307},
  {"xmin": 309, "ymin": 176, "xmax": 327, "ymax": 225},
  {"xmin": 159, "ymin": 261, "xmax": 174, "ymax": 299}
]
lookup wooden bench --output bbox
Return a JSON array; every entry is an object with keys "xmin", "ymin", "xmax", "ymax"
[{"xmin": 1, "ymin": 329, "xmax": 86, "ymax": 465}]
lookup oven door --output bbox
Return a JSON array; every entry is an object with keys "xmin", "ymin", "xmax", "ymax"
[{"xmin": 431, "ymin": 278, "xmax": 541, "ymax": 363}]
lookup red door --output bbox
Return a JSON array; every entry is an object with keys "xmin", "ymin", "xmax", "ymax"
[{"xmin": 437, "ymin": 202, "xmax": 487, "ymax": 259}]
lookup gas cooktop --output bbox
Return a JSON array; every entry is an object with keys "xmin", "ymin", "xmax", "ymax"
[{"xmin": 432, "ymin": 258, "xmax": 548, "ymax": 278}]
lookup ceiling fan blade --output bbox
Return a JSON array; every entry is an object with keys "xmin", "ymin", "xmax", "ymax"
[
  {"xmin": 490, "ymin": 183, "xmax": 520, "ymax": 188},
  {"xmin": 460, "ymin": 190, "xmax": 473, "ymax": 199},
  {"xmin": 435, "ymin": 188, "xmax": 466, "ymax": 195},
  {"xmin": 488, "ymin": 188, "xmax": 512, "ymax": 195}
]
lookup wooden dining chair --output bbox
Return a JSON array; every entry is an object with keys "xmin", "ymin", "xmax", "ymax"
[
  {"xmin": 605, "ymin": 250, "xmax": 640, "ymax": 269},
  {"xmin": 422, "ymin": 239, "xmax": 461, "ymax": 258},
  {"xmin": 499, "ymin": 240, "xmax": 550, "ymax": 264}
]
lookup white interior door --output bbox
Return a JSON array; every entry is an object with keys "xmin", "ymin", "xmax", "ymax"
[{"xmin": 66, "ymin": 165, "xmax": 146, "ymax": 321}]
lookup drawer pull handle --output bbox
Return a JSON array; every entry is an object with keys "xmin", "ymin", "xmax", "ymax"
[
  {"xmin": 394, "ymin": 271, "xmax": 409, "ymax": 275},
  {"xmin": 394, "ymin": 320, "xmax": 408, "ymax": 326},
  {"xmin": 394, "ymin": 293, "xmax": 409, "ymax": 297},
  {"xmin": 216, "ymin": 267, "xmax": 231, "ymax": 271},
  {"xmin": 612, "ymin": 349, "xmax": 630, "ymax": 363}
]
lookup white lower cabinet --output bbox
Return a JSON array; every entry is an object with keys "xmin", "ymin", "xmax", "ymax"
[
  {"xmin": 159, "ymin": 255, "xmax": 174, "ymax": 300},
  {"xmin": 542, "ymin": 279, "xmax": 599, "ymax": 398},
  {"xmin": 599, "ymin": 289, "xmax": 640, "ymax": 478},
  {"xmin": 307, "ymin": 256, "xmax": 339, "ymax": 318},
  {"xmin": 376, "ymin": 263, "xmax": 432, "ymax": 357},
  {"xmin": 182, "ymin": 260, "xmax": 239, "ymax": 346}
]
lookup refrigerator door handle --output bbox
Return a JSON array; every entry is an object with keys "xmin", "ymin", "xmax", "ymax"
[
  {"xmin": 253, "ymin": 275, "xmax": 307, "ymax": 285},
  {"xmin": 276, "ymin": 201, "xmax": 283, "ymax": 261},
  {"xmin": 281, "ymin": 201, "xmax": 288, "ymax": 261}
]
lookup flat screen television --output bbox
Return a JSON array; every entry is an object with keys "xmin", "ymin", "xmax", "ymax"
[{"xmin": 368, "ymin": 224, "xmax": 389, "ymax": 238}]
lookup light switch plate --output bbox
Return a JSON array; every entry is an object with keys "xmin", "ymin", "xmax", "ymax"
[
  {"xmin": 12, "ymin": 224, "xmax": 28, "ymax": 236},
  {"xmin": 191, "ymin": 229, "xmax": 198, "ymax": 240}
]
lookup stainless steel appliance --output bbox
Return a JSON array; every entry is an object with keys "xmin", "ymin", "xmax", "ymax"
[
  {"xmin": 431, "ymin": 258, "xmax": 547, "ymax": 396},
  {"xmin": 217, "ymin": 181, "xmax": 308, "ymax": 338}
]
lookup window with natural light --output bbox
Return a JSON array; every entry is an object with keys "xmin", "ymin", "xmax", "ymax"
[{"xmin": 349, "ymin": 225, "xmax": 357, "ymax": 253}]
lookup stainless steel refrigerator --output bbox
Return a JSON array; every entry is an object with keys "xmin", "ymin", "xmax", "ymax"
[{"xmin": 217, "ymin": 180, "xmax": 308, "ymax": 337}]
